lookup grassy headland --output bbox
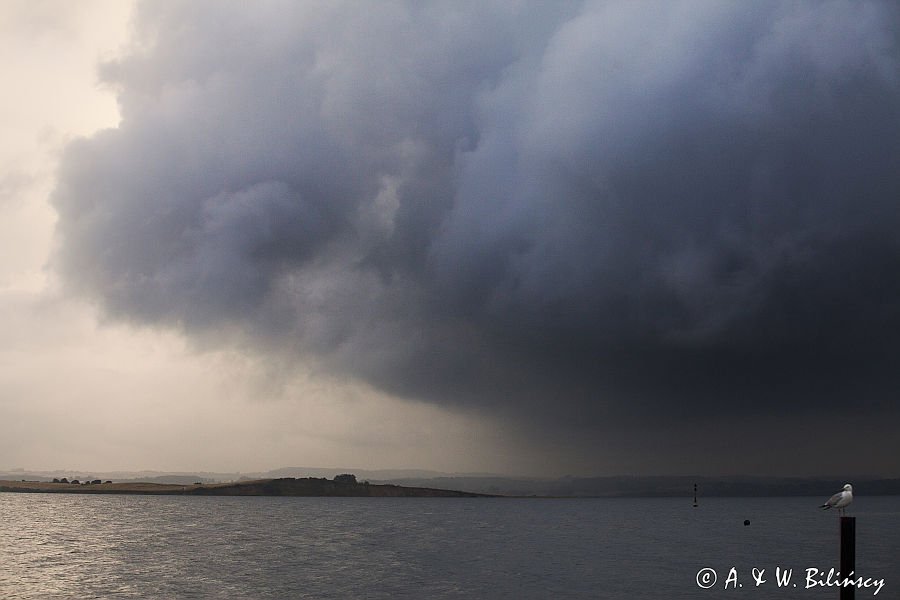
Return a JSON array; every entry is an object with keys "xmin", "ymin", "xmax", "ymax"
[{"xmin": 0, "ymin": 476, "xmax": 492, "ymax": 497}]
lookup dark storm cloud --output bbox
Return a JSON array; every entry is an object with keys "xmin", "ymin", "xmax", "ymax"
[{"xmin": 53, "ymin": 1, "xmax": 900, "ymax": 432}]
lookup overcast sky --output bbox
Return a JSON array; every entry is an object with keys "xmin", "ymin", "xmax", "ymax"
[{"xmin": 3, "ymin": 0, "xmax": 899, "ymax": 478}]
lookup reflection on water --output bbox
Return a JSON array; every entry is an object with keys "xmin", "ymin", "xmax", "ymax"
[{"xmin": 0, "ymin": 494, "xmax": 897, "ymax": 598}]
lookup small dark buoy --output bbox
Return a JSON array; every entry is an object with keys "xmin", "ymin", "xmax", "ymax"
[
  {"xmin": 743, "ymin": 519, "xmax": 751, "ymax": 526},
  {"xmin": 693, "ymin": 483, "xmax": 698, "ymax": 507}
]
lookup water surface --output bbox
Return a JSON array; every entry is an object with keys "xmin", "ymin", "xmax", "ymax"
[{"xmin": 1, "ymin": 494, "xmax": 897, "ymax": 598}]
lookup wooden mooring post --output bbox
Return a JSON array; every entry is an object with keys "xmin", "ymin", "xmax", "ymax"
[{"xmin": 840, "ymin": 516, "xmax": 855, "ymax": 600}]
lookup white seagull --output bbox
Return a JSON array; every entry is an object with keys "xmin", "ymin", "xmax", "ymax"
[{"xmin": 820, "ymin": 483, "xmax": 853, "ymax": 515}]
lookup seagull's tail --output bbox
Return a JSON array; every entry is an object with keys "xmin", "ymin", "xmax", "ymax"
[{"xmin": 820, "ymin": 504, "xmax": 831, "ymax": 510}]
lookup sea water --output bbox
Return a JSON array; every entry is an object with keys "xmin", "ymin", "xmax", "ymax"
[{"xmin": 0, "ymin": 494, "xmax": 897, "ymax": 599}]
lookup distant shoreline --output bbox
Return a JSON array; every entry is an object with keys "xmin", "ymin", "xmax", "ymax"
[
  {"xmin": 5, "ymin": 473, "xmax": 900, "ymax": 498},
  {"xmin": 0, "ymin": 477, "xmax": 494, "ymax": 498}
]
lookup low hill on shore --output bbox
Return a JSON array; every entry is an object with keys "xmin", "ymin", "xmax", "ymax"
[{"xmin": 0, "ymin": 476, "xmax": 491, "ymax": 498}]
